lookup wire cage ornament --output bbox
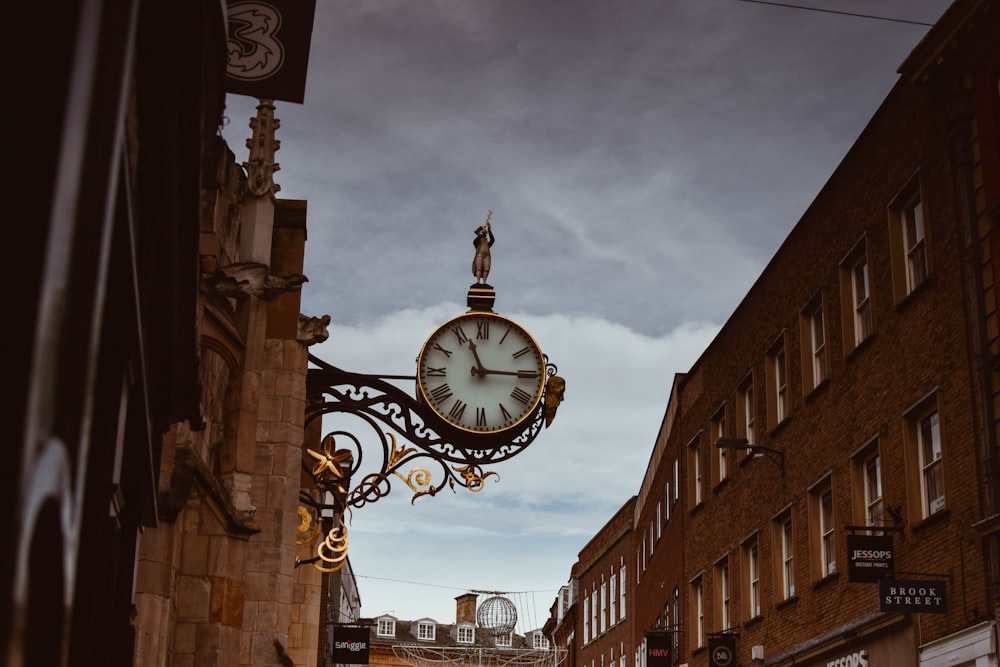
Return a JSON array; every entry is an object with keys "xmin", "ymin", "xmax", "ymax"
[{"xmin": 477, "ymin": 594, "xmax": 518, "ymax": 637}]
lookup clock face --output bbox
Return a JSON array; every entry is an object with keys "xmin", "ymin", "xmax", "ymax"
[{"xmin": 417, "ymin": 312, "xmax": 545, "ymax": 434}]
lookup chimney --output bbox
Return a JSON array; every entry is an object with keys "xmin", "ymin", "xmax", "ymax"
[{"xmin": 456, "ymin": 593, "xmax": 478, "ymax": 624}]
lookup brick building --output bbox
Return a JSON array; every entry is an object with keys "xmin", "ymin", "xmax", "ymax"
[{"xmin": 553, "ymin": 1, "xmax": 999, "ymax": 666}]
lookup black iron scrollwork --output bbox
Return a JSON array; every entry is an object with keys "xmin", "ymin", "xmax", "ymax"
[{"xmin": 304, "ymin": 353, "xmax": 558, "ymax": 508}]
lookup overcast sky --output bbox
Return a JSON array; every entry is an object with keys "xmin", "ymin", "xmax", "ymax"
[{"xmin": 221, "ymin": 0, "xmax": 952, "ymax": 630}]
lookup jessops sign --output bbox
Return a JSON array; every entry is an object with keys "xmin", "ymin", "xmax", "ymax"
[
  {"xmin": 846, "ymin": 534, "xmax": 894, "ymax": 583},
  {"xmin": 878, "ymin": 579, "xmax": 948, "ymax": 614}
]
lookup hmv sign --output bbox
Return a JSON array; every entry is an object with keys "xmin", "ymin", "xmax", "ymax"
[{"xmin": 645, "ymin": 632, "xmax": 672, "ymax": 667}]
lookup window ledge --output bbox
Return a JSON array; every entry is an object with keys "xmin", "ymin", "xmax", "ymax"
[
  {"xmin": 713, "ymin": 476, "xmax": 731, "ymax": 493},
  {"xmin": 775, "ymin": 594, "xmax": 799, "ymax": 611},
  {"xmin": 743, "ymin": 615, "xmax": 763, "ymax": 629},
  {"xmin": 895, "ymin": 276, "xmax": 934, "ymax": 311},
  {"xmin": 769, "ymin": 417, "xmax": 792, "ymax": 438},
  {"xmin": 804, "ymin": 377, "xmax": 831, "ymax": 403},
  {"xmin": 689, "ymin": 501, "xmax": 705, "ymax": 516},
  {"xmin": 912, "ymin": 507, "xmax": 951, "ymax": 533},
  {"xmin": 845, "ymin": 332, "xmax": 877, "ymax": 362},
  {"xmin": 812, "ymin": 570, "xmax": 840, "ymax": 590}
]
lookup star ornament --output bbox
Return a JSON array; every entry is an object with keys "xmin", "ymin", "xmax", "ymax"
[{"xmin": 306, "ymin": 435, "xmax": 353, "ymax": 479}]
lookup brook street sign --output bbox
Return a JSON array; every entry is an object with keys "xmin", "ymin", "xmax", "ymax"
[{"xmin": 878, "ymin": 579, "xmax": 948, "ymax": 614}]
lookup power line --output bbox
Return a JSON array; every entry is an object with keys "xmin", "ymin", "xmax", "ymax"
[{"xmin": 732, "ymin": 0, "xmax": 935, "ymax": 27}]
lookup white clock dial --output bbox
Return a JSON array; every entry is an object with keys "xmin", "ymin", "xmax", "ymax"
[{"xmin": 417, "ymin": 312, "xmax": 545, "ymax": 434}]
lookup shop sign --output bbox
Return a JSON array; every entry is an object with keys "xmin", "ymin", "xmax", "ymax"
[
  {"xmin": 331, "ymin": 625, "xmax": 370, "ymax": 664},
  {"xmin": 709, "ymin": 634, "xmax": 736, "ymax": 667},
  {"xmin": 846, "ymin": 534, "xmax": 894, "ymax": 583},
  {"xmin": 645, "ymin": 632, "xmax": 672, "ymax": 667},
  {"xmin": 825, "ymin": 649, "xmax": 868, "ymax": 667},
  {"xmin": 878, "ymin": 579, "xmax": 947, "ymax": 614}
]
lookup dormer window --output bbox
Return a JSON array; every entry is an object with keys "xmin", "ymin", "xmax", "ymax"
[
  {"xmin": 416, "ymin": 621, "xmax": 436, "ymax": 641},
  {"xmin": 532, "ymin": 632, "xmax": 550, "ymax": 649},
  {"xmin": 456, "ymin": 624, "xmax": 475, "ymax": 644},
  {"xmin": 376, "ymin": 617, "xmax": 396, "ymax": 637},
  {"xmin": 494, "ymin": 632, "xmax": 513, "ymax": 648}
]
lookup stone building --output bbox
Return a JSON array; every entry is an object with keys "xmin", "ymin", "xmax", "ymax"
[
  {"xmin": 552, "ymin": 1, "xmax": 999, "ymax": 666},
  {"xmin": 8, "ymin": 2, "xmax": 333, "ymax": 666}
]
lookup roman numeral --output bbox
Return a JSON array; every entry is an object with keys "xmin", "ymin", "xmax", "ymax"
[
  {"xmin": 499, "ymin": 327, "xmax": 511, "ymax": 345},
  {"xmin": 430, "ymin": 384, "xmax": 453, "ymax": 402},
  {"xmin": 476, "ymin": 321, "xmax": 490, "ymax": 340},
  {"xmin": 499, "ymin": 403, "xmax": 513, "ymax": 422},
  {"xmin": 476, "ymin": 407, "xmax": 487, "ymax": 428},
  {"xmin": 517, "ymin": 369, "xmax": 539, "ymax": 379},
  {"xmin": 432, "ymin": 343, "xmax": 453, "ymax": 358},
  {"xmin": 512, "ymin": 346, "xmax": 531, "ymax": 359},
  {"xmin": 451, "ymin": 325, "xmax": 469, "ymax": 345},
  {"xmin": 448, "ymin": 400, "xmax": 467, "ymax": 421},
  {"xmin": 511, "ymin": 387, "xmax": 533, "ymax": 405},
  {"xmin": 425, "ymin": 367, "xmax": 446, "ymax": 377}
]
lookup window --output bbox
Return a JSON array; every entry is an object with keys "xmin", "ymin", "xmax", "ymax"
[
  {"xmin": 673, "ymin": 459, "xmax": 680, "ymax": 502},
  {"xmin": 377, "ymin": 617, "xmax": 396, "ymax": 637},
  {"xmin": 889, "ymin": 180, "xmax": 929, "ymax": 300},
  {"xmin": 457, "ymin": 625, "xmax": 475, "ymax": 644},
  {"xmin": 600, "ymin": 579, "xmax": 607, "ymax": 634},
  {"xmin": 903, "ymin": 196, "xmax": 928, "ymax": 291},
  {"xmin": 533, "ymin": 632, "xmax": 550, "ymax": 649},
  {"xmin": 417, "ymin": 621, "xmax": 436, "ymax": 641},
  {"xmin": 919, "ymin": 411, "xmax": 944, "ymax": 516},
  {"xmin": 609, "ymin": 570, "xmax": 617, "ymax": 624},
  {"xmin": 664, "ymin": 482, "xmax": 671, "ymax": 523},
  {"xmin": 865, "ymin": 453, "xmax": 883, "ymax": 526},
  {"xmin": 810, "ymin": 479, "xmax": 836, "ymax": 578},
  {"xmin": 583, "ymin": 596, "xmax": 590, "ymax": 643},
  {"xmin": 904, "ymin": 396, "xmax": 945, "ymax": 520},
  {"xmin": 688, "ymin": 434, "xmax": 703, "ymax": 506},
  {"xmin": 591, "ymin": 588, "xmax": 598, "ymax": 637},
  {"xmin": 712, "ymin": 405, "xmax": 728, "ymax": 485},
  {"xmin": 774, "ymin": 511, "xmax": 796, "ymax": 600},
  {"xmin": 690, "ymin": 575, "xmax": 705, "ymax": 649},
  {"xmin": 743, "ymin": 535, "xmax": 761, "ymax": 619},
  {"xmin": 656, "ymin": 502, "xmax": 662, "ymax": 539},
  {"xmin": 716, "ymin": 556, "xmax": 731, "ymax": 630},
  {"xmin": 738, "ymin": 375, "xmax": 755, "ymax": 447},
  {"xmin": 495, "ymin": 632, "xmax": 513, "ymax": 647},
  {"xmin": 766, "ymin": 335, "xmax": 789, "ymax": 428},
  {"xmin": 672, "ymin": 587, "xmax": 679, "ymax": 653},
  {"xmin": 852, "ymin": 441, "xmax": 884, "ymax": 529},
  {"xmin": 619, "ymin": 561, "xmax": 626, "ymax": 620},
  {"xmin": 841, "ymin": 241, "xmax": 873, "ymax": 351},
  {"xmin": 800, "ymin": 298, "xmax": 827, "ymax": 392}
]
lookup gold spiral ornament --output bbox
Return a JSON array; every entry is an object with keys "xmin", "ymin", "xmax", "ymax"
[{"xmin": 314, "ymin": 515, "xmax": 349, "ymax": 573}]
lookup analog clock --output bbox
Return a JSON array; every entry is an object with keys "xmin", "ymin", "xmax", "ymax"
[{"xmin": 416, "ymin": 311, "xmax": 546, "ymax": 434}]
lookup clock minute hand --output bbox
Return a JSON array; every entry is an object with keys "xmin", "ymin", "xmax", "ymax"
[{"xmin": 481, "ymin": 369, "xmax": 540, "ymax": 379}]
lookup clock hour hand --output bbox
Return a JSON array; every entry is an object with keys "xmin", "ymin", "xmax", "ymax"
[{"xmin": 468, "ymin": 340, "xmax": 488, "ymax": 377}]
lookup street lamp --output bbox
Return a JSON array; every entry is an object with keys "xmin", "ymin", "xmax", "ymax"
[{"xmin": 714, "ymin": 437, "xmax": 784, "ymax": 474}]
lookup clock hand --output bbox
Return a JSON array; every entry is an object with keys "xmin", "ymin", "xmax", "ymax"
[
  {"xmin": 480, "ymin": 369, "xmax": 540, "ymax": 378},
  {"xmin": 468, "ymin": 340, "xmax": 488, "ymax": 377}
]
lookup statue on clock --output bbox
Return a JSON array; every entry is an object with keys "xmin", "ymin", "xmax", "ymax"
[{"xmin": 472, "ymin": 211, "xmax": 495, "ymax": 285}]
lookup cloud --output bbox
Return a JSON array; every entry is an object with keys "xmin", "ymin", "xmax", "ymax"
[{"xmin": 307, "ymin": 305, "xmax": 718, "ymax": 622}]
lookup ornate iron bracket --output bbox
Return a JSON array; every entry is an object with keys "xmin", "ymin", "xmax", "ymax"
[{"xmin": 304, "ymin": 353, "xmax": 561, "ymax": 509}]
